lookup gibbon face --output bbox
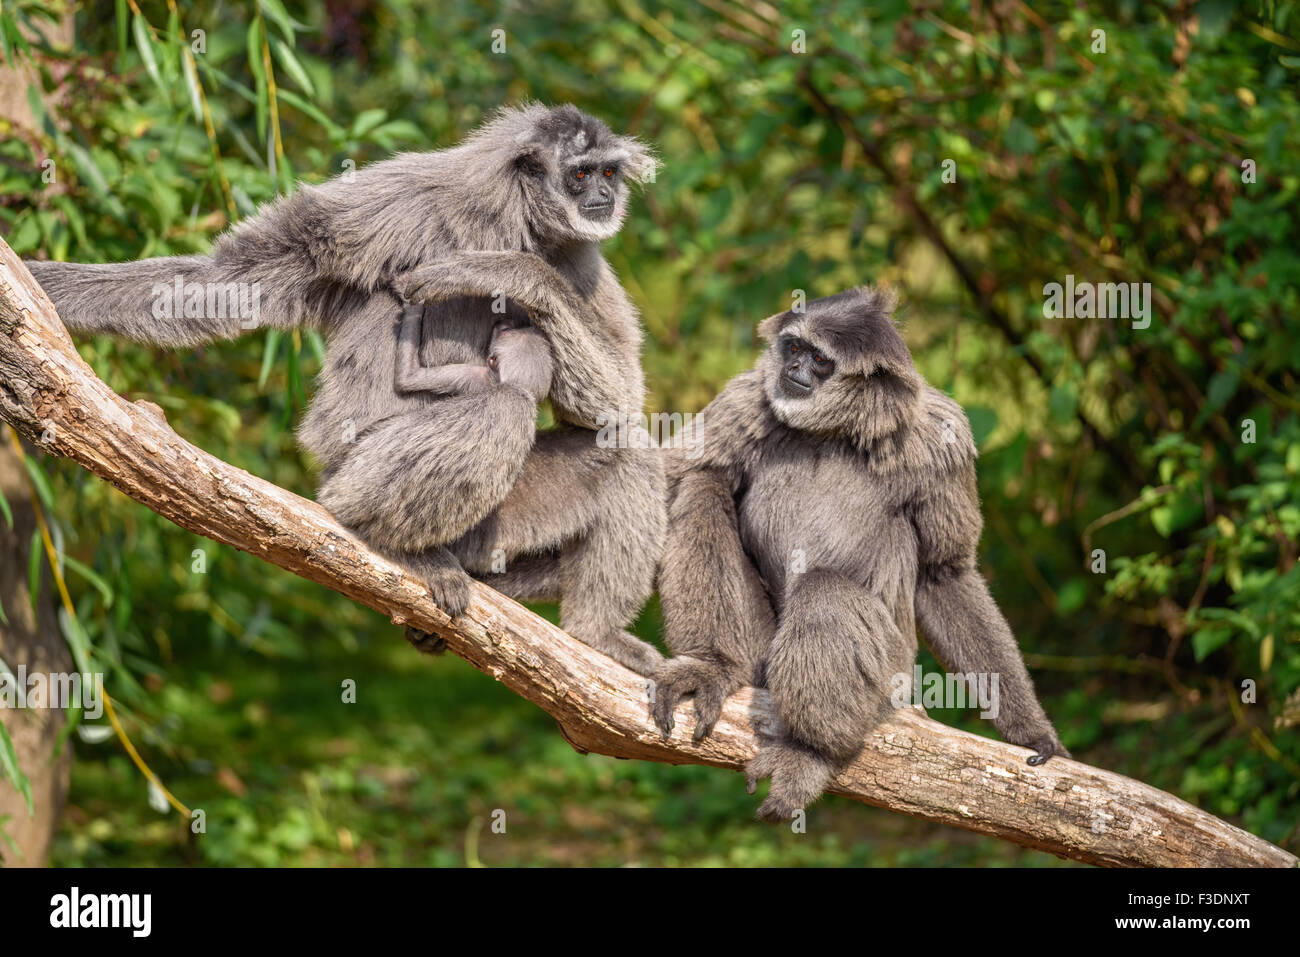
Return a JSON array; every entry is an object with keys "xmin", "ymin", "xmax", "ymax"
[
  {"xmin": 511, "ymin": 104, "xmax": 657, "ymax": 243},
  {"xmin": 757, "ymin": 287, "xmax": 922, "ymax": 448}
]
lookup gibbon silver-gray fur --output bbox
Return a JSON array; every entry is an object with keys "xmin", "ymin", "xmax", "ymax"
[
  {"xmin": 391, "ymin": 308, "xmax": 553, "ymax": 403},
  {"xmin": 24, "ymin": 103, "xmax": 668, "ymax": 675},
  {"xmin": 653, "ymin": 287, "xmax": 1069, "ymax": 819},
  {"xmin": 351, "ymin": 306, "xmax": 554, "ymax": 656},
  {"xmin": 318, "ymin": 309, "xmax": 552, "ymax": 564}
]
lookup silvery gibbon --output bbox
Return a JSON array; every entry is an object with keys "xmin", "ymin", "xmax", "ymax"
[
  {"xmin": 653, "ymin": 287, "xmax": 1069, "ymax": 819},
  {"xmin": 24, "ymin": 104, "xmax": 667, "ymax": 674}
]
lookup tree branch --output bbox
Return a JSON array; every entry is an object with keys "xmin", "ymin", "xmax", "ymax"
[{"xmin": 0, "ymin": 238, "xmax": 1292, "ymax": 868}]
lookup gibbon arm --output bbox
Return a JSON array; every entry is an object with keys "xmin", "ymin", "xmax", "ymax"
[
  {"xmin": 654, "ymin": 463, "xmax": 776, "ymax": 738},
  {"xmin": 910, "ymin": 465, "xmax": 1068, "ymax": 763},
  {"xmin": 23, "ymin": 208, "xmax": 372, "ymax": 347}
]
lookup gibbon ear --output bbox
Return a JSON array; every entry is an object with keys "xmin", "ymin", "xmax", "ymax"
[
  {"xmin": 617, "ymin": 137, "xmax": 660, "ymax": 185},
  {"xmin": 513, "ymin": 146, "xmax": 547, "ymax": 179},
  {"xmin": 757, "ymin": 311, "xmax": 789, "ymax": 343}
]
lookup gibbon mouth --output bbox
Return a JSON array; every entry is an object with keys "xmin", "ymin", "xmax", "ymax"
[
  {"xmin": 580, "ymin": 202, "xmax": 615, "ymax": 220},
  {"xmin": 779, "ymin": 376, "xmax": 813, "ymax": 398}
]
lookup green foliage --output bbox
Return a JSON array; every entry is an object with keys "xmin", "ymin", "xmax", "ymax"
[{"xmin": 2, "ymin": 0, "xmax": 1297, "ymax": 863}]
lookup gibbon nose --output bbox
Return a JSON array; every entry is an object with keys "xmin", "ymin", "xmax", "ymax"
[{"xmin": 585, "ymin": 183, "xmax": 613, "ymax": 206}]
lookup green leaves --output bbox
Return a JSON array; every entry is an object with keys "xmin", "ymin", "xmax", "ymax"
[
  {"xmin": 0, "ymin": 719, "xmax": 33, "ymax": 817},
  {"xmin": 131, "ymin": 14, "xmax": 166, "ymax": 99},
  {"xmin": 270, "ymin": 37, "xmax": 314, "ymax": 96},
  {"xmin": 7, "ymin": 0, "xmax": 1298, "ymax": 863},
  {"xmin": 248, "ymin": 16, "xmax": 268, "ymax": 141}
]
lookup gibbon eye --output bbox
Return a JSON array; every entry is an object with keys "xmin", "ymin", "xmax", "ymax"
[
  {"xmin": 575, "ymin": 168, "xmax": 587, "ymax": 179},
  {"xmin": 489, "ymin": 354, "xmax": 499, "ymax": 370},
  {"xmin": 789, "ymin": 342, "xmax": 799, "ymax": 353},
  {"xmin": 814, "ymin": 354, "xmax": 826, "ymax": 364},
  {"xmin": 604, "ymin": 168, "xmax": 614, "ymax": 178}
]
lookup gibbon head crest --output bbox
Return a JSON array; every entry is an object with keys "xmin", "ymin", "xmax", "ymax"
[
  {"xmin": 757, "ymin": 286, "xmax": 922, "ymax": 448},
  {"xmin": 479, "ymin": 103, "xmax": 657, "ymax": 244}
]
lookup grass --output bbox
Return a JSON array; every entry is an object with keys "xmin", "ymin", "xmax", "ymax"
[{"xmin": 50, "ymin": 601, "xmax": 1079, "ymax": 867}]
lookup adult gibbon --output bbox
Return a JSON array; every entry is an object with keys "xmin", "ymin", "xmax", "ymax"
[
  {"xmin": 24, "ymin": 104, "xmax": 666, "ymax": 674},
  {"xmin": 653, "ymin": 287, "xmax": 1069, "ymax": 818}
]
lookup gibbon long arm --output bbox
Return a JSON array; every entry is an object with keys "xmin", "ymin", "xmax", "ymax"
[{"xmin": 0, "ymin": 242, "xmax": 1294, "ymax": 869}]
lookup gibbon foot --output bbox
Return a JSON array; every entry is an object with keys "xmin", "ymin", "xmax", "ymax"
[
  {"xmin": 402, "ymin": 550, "xmax": 473, "ymax": 618},
  {"xmin": 425, "ymin": 568, "xmax": 471, "ymax": 617},
  {"xmin": 1023, "ymin": 733, "xmax": 1071, "ymax": 766},
  {"xmin": 650, "ymin": 656, "xmax": 735, "ymax": 742},
  {"xmin": 745, "ymin": 741, "xmax": 834, "ymax": 822},
  {"xmin": 404, "ymin": 627, "xmax": 447, "ymax": 656}
]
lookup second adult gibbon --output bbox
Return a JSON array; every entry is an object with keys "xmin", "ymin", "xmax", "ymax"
[
  {"xmin": 24, "ymin": 103, "xmax": 667, "ymax": 675},
  {"xmin": 652, "ymin": 287, "xmax": 1070, "ymax": 819}
]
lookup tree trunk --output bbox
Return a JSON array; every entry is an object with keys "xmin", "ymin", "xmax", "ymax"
[
  {"xmin": 0, "ymin": 440, "xmax": 72, "ymax": 867},
  {"xmin": 0, "ymin": 7, "xmax": 76, "ymax": 868}
]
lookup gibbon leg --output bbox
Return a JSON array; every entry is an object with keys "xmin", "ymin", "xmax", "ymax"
[
  {"xmin": 318, "ymin": 399, "xmax": 537, "ymax": 619},
  {"xmin": 748, "ymin": 568, "xmax": 915, "ymax": 821},
  {"xmin": 447, "ymin": 427, "xmax": 614, "ymax": 566},
  {"xmin": 450, "ymin": 431, "xmax": 666, "ymax": 676},
  {"xmin": 318, "ymin": 397, "xmax": 536, "ymax": 555},
  {"xmin": 473, "ymin": 552, "xmax": 564, "ymax": 601},
  {"xmin": 556, "ymin": 445, "xmax": 666, "ymax": 677},
  {"xmin": 653, "ymin": 467, "xmax": 776, "ymax": 740}
]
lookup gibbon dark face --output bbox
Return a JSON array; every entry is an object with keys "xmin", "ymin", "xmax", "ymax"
[
  {"xmin": 565, "ymin": 161, "xmax": 621, "ymax": 223},
  {"xmin": 777, "ymin": 335, "xmax": 836, "ymax": 398},
  {"xmin": 758, "ymin": 287, "xmax": 922, "ymax": 448},
  {"xmin": 511, "ymin": 104, "xmax": 656, "ymax": 244}
]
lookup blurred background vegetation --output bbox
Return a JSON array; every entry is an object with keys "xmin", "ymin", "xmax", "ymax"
[{"xmin": 0, "ymin": 0, "xmax": 1296, "ymax": 865}]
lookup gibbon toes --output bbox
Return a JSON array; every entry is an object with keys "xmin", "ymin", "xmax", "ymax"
[
  {"xmin": 1024, "ymin": 734, "xmax": 1071, "ymax": 766},
  {"xmin": 404, "ymin": 627, "xmax": 447, "ymax": 656},
  {"xmin": 745, "ymin": 741, "xmax": 834, "ymax": 822},
  {"xmin": 755, "ymin": 792, "xmax": 800, "ymax": 823},
  {"xmin": 650, "ymin": 657, "xmax": 733, "ymax": 741},
  {"xmin": 401, "ymin": 552, "xmax": 473, "ymax": 617},
  {"xmin": 1004, "ymin": 721, "xmax": 1071, "ymax": 766}
]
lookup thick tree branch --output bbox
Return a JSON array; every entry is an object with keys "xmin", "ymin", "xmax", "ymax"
[{"xmin": 0, "ymin": 239, "xmax": 1292, "ymax": 868}]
